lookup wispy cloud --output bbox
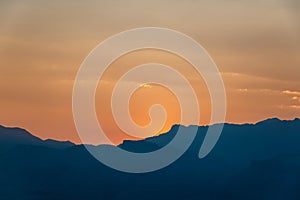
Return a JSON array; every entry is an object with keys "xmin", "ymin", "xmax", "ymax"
[
  {"xmin": 236, "ymin": 88, "xmax": 248, "ymax": 92},
  {"xmin": 291, "ymin": 96, "xmax": 300, "ymax": 102},
  {"xmin": 282, "ymin": 90, "xmax": 300, "ymax": 96},
  {"xmin": 139, "ymin": 84, "xmax": 152, "ymax": 89},
  {"xmin": 289, "ymin": 105, "xmax": 300, "ymax": 109}
]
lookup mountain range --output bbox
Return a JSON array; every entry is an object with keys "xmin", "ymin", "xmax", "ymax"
[{"xmin": 1, "ymin": 118, "xmax": 300, "ymax": 200}]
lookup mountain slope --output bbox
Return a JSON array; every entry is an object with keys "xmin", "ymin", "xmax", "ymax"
[
  {"xmin": 0, "ymin": 118, "xmax": 300, "ymax": 200},
  {"xmin": 0, "ymin": 125, "xmax": 74, "ymax": 149}
]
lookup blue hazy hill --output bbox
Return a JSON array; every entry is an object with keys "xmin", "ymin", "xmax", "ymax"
[{"xmin": 0, "ymin": 118, "xmax": 300, "ymax": 200}]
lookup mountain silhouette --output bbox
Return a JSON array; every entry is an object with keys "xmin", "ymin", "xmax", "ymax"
[
  {"xmin": 0, "ymin": 125, "xmax": 74, "ymax": 150},
  {"xmin": 0, "ymin": 118, "xmax": 300, "ymax": 200}
]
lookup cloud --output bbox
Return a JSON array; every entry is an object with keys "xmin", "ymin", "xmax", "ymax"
[
  {"xmin": 282, "ymin": 90, "xmax": 300, "ymax": 96},
  {"xmin": 236, "ymin": 88, "xmax": 248, "ymax": 92},
  {"xmin": 289, "ymin": 105, "xmax": 300, "ymax": 109},
  {"xmin": 139, "ymin": 84, "xmax": 152, "ymax": 89}
]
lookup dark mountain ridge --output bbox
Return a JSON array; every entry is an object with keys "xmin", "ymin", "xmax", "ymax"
[
  {"xmin": 0, "ymin": 118, "xmax": 300, "ymax": 200},
  {"xmin": 0, "ymin": 125, "xmax": 74, "ymax": 150}
]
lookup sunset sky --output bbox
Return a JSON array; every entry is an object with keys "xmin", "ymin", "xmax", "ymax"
[{"xmin": 0, "ymin": 0, "xmax": 299, "ymax": 144}]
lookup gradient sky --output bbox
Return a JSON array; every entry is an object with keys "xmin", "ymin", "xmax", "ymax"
[{"xmin": 0, "ymin": 0, "xmax": 300, "ymax": 144}]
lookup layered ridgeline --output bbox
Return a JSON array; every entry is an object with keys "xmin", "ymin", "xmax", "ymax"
[{"xmin": 0, "ymin": 118, "xmax": 300, "ymax": 200}]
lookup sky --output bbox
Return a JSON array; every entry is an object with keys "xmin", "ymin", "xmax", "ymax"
[{"xmin": 0, "ymin": 0, "xmax": 300, "ymax": 144}]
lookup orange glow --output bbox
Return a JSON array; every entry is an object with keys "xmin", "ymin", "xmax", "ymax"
[
  {"xmin": 0, "ymin": 1, "xmax": 299, "ymax": 144},
  {"xmin": 96, "ymin": 50, "xmax": 211, "ymax": 144}
]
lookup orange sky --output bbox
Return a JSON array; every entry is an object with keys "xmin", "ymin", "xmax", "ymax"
[{"xmin": 0, "ymin": 0, "xmax": 299, "ymax": 144}]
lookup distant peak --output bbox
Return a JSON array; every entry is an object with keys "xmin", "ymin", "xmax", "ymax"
[
  {"xmin": 255, "ymin": 118, "xmax": 299, "ymax": 125},
  {"xmin": 261, "ymin": 118, "xmax": 281, "ymax": 122}
]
